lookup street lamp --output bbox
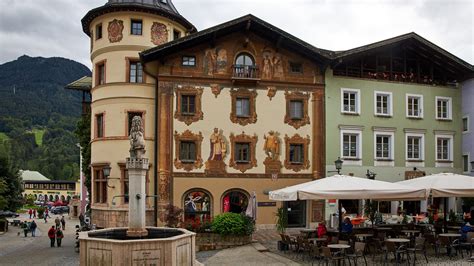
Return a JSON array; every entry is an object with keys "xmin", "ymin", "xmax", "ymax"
[
  {"xmin": 334, "ymin": 157, "xmax": 343, "ymax": 174},
  {"xmin": 102, "ymin": 165, "xmax": 115, "ymax": 188}
]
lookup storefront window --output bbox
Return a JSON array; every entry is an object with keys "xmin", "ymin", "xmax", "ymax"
[
  {"xmin": 222, "ymin": 190, "xmax": 248, "ymax": 214},
  {"xmin": 183, "ymin": 190, "xmax": 211, "ymax": 224}
]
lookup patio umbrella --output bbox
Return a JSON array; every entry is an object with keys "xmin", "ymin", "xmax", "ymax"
[
  {"xmin": 397, "ymin": 173, "xmax": 474, "ymax": 232},
  {"xmin": 269, "ymin": 175, "xmax": 427, "ymax": 233},
  {"xmin": 245, "ymin": 191, "xmax": 257, "ymax": 221}
]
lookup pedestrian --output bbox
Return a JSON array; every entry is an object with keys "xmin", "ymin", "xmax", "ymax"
[
  {"xmin": 28, "ymin": 209, "xmax": 32, "ymax": 219},
  {"xmin": 55, "ymin": 217, "xmax": 60, "ymax": 229},
  {"xmin": 44, "ymin": 212, "xmax": 48, "ymax": 223},
  {"xmin": 45, "ymin": 208, "xmax": 50, "ymax": 218},
  {"xmin": 33, "ymin": 209, "xmax": 36, "ymax": 218},
  {"xmin": 61, "ymin": 215, "xmax": 66, "ymax": 230},
  {"xmin": 79, "ymin": 213, "xmax": 84, "ymax": 227},
  {"xmin": 21, "ymin": 222, "xmax": 29, "ymax": 237},
  {"xmin": 56, "ymin": 228, "xmax": 64, "ymax": 247},
  {"xmin": 48, "ymin": 226, "xmax": 56, "ymax": 247},
  {"xmin": 30, "ymin": 220, "xmax": 37, "ymax": 237}
]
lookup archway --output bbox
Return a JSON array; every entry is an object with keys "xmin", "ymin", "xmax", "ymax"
[{"xmin": 221, "ymin": 189, "xmax": 249, "ymax": 214}]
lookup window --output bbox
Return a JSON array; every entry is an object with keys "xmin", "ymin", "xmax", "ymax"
[
  {"xmin": 174, "ymin": 86, "xmax": 203, "ymax": 125},
  {"xmin": 180, "ymin": 141, "xmax": 196, "ymax": 162},
  {"xmin": 230, "ymin": 89, "xmax": 257, "ymax": 126},
  {"xmin": 229, "ymin": 132, "xmax": 257, "ymax": 172},
  {"xmin": 235, "ymin": 143, "xmax": 250, "ymax": 163},
  {"xmin": 127, "ymin": 112, "xmax": 143, "ymax": 136},
  {"xmin": 406, "ymin": 94, "xmax": 423, "ymax": 118},
  {"xmin": 174, "ymin": 130, "xmax": 203, "ymax": 171},
  {"xmin": 407, "ymin": 136, "xmax": 422, "ymax": 160},
  {"xmin": 341, "ymin": 88, "xmax": 360, "ymax": 114},
  {"xmin": 375, "ymin": 135, "xmax": 391, "ymax": 159},
  {"xmin": 222, "ymin": 190, "xmax": 248, "ymax": 214},
  {"xmin": 463, "ymin": 154, "xmax": 469, "ymax": 172},
  {"xmin": 436, "ymin": 137, "xmax": 451, "ymax": 161},
  {"xmin": 236, "ymin": 98, "xmax": 250, "ymax": 117},
  {"xmin": 343, "ymin": 134, "xmax": 358, "ymax": 158},
  {"xmin": 233, "ymin": 53, "xmax": 256, "ymax": 78},
  {"xmin": 181, "ymin": 95, "xmax": 196, "ymax": 115},
  {"xmin": 95, "ymin": 113, "xmax": 104, "ymax": 138},
  {"xmin": 182, "ymin": 56, "xmax": 196, "ymax": 66},
  {"xmin": 183, "ymin": 190, "xmax": 211, "ymax": 224},
  {"xmin": 284, "ymin": 133, "xmax": 310, "ymax": 171},
  {"xmin": 374, "ymin": 91, "xmax": 392, "ymax": 116},
  {"xmin": 289, "ymin": 62, "xmax": 303, "ymax": 73},
  {"xmin": 289, "ymin": 144, "xmax": 304, "ymax": 164},
  {"xmin": 128, "ymin": 61, "xmax": 143, "ymax": 83},
  {"xmin": 284, "ymin": 91, "xmax": 310, "ymax": 129},
  {"xmin": 436, "ymin": 97, "xmax": 452, "ymax": 120},
  {"xmin": 93, "ymin": 168, "xmax": 107, "ymax": 204},
  {"xmin": 289, "ymin": 100, "xmax": 303, "ymax": 119},
  {"xmin": 96, "ymin": 61, "xmax": 106, "ymax": 85},
  {"xmin": 173, "ymin": 30, "xmax": 181, "ymax": 40},
  {"xmin": 95, "ymin": 23, "xmax": 102, "ymax": 40},
  {"xmin": 131, "ymin": 19, "xmax": 142, "ymax": 35},
  {"xmin": 463, "ymin": 117, "xmax": 469, "ymax": 132}
]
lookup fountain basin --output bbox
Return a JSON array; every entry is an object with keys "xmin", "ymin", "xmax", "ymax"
[{"xmin": 79, "ymin": 227, "xmax": 196, "ymax": 265}]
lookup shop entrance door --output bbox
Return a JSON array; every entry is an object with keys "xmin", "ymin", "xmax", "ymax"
[{"xmin": 285, "ymin": 200, "xmax": 306, "ymax": 228}]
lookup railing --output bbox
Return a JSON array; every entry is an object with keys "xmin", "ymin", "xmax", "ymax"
[{"xmin": 232, "ymin": 65, "xmax": 259, "ymax": 79}]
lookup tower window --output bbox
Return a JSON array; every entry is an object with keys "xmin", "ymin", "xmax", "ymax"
[
  {"xmin": 173, "ymin": 30, "xmax": 181, "ymax": 40},
  {"xmin": 95, "ymin": 23, "xmax": 102, "ymax": 40},
  {"xmin": 131, "ymin": 19, "xmax": 143, "ymax": 35}
]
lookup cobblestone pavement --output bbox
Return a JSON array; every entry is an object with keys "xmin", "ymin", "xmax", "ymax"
[
  {"xmin": 0, "ymin": 213, "xmax": 80, "ymax": 266},
  {"xmin": 253, "ymin": 228, "xmax": 474, "ymax": 266}
]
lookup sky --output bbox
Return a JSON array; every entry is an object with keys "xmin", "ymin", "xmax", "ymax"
[{"xmin": 0, "ymin": 0, "xmax": 472, "ymax": 69}]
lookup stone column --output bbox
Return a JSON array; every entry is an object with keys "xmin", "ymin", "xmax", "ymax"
[
  {"xmin": 158, "ymin": 84, "xmax": 173, "ymax": 224},
  {"xmin": 126, "ymin": 157, "xmax": 149, "ymax": 237}
]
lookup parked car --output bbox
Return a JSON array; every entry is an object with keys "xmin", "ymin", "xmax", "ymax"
[
  {"xmin": 0, "ymin": 210, "xmax": 20, "ymax": 218},
  {"xmin": 51, "ymin": 206, "xmax": 69, "ymax": 215}
]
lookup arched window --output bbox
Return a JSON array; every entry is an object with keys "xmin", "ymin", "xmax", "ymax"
[
  {"xmin": 183, "ymin": 189, "xmax": 211, "ymax": 225},
  {"xmin": 222, "ymin": 189, "xmax": 249, "ymax": 214},
  {"xmin": 234, "ymin": 53, "xmax": 256, "ymax": 78},
  {"xmin": 60, "ymin": 195, "xmax": 66, "ymax": 202}
]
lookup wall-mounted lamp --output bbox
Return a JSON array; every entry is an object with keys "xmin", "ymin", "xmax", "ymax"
[{"xmin": 102, "ymin": 165, "xmax": 115, "ymax": 188}]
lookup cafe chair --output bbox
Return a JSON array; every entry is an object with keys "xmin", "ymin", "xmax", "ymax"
[
  {"xmin": 406, "ymin": 237, "xmax": 428, "ymax": 263},
  {"xmin": 384, "ymin": 241, "xmax": 407, "ymax": 265},
  {"xmin": 320, "ymin": 246, "xmax": 345, "ymax": 266},
  {"xmin": 345, "ymin": 242, "xmax": 367, "ymax": 266}
]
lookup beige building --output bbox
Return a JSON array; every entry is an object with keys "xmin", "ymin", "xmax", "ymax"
[{"xmin": 81, "ymin": 0, "xmax": 329, "ymax": 229}]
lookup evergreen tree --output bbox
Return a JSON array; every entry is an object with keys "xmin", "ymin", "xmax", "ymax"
[{"xmin": 0, "ymin": 156, "xmax": 23, "ymax": 211}]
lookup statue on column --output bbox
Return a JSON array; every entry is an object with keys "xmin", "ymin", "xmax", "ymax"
[{"xmin": 129, "ymin": 116, "xmax": 145, "ymax": 159}]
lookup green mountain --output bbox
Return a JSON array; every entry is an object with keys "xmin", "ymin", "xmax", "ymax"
[{"xmin": 0, "ymin": 55, "xmax": 91, "ymax": 180}]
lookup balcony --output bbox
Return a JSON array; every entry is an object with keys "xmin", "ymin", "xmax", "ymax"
[{"xmin": 232, "ymin": 65, "xmax": 260, "ymax": 84}]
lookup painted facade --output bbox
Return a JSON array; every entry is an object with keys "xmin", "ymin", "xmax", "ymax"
[{"xmin": 462, "ymin": 78, "xmax": 474, "ymax": 175}]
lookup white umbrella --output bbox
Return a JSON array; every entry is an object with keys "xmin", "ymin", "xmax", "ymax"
[
  {"xmin": 270, "ymin": 175, "xmax": 427, "ymax": 201},
  {"xmin": 397, "ymin": 173, "xmax": 474, "ymax": 197}
]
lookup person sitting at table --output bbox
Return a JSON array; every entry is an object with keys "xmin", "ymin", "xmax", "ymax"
[
  {"xmin": 460, "ymin": 222, "xmax": 473, "ymax": 242},
  {"xmin": 317, "ymin": 221, "xmax": 327, "ymax": 238},
  {"xmin": 341, "ymin": 217, "xmax": 353, "ymax": 234}
]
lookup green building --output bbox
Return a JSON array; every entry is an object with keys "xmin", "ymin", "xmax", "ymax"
[{"xmin": 324, "ymin": 33, "xmax": 473, "ymax": 215}]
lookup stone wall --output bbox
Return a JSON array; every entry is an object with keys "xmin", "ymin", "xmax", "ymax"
[
  {"xmin": 196, "ymin": 233, "xmax": 252, "ymax": 251},
  {"xmin": 91, "ymin": 208, "xmax": 155, "ymax": 228}
]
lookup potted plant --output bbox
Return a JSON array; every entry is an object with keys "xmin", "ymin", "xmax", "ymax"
[
  {"xmin": 275, "ymin": 207, "xmax": 288, "ymax": 234},
  {"xmin": 364, "ymin": 200, "xmax": 378, "ymax": 227}
]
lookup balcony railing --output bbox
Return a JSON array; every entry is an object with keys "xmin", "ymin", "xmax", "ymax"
[{"xmin": 232, "ymin": 65, "xmax": 259, "ymax": 79}]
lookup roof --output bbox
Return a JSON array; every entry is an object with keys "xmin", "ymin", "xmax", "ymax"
[
  {"xmin": 20, "ymin": 170, "xmax": 50, "ymax": 181},
  {"xmin": 65, "ymin": 76, "xmax": 92, "ymax": 92},
  {"xmin": 82, "ymin": 0, "xmax": 196, "ymax": 36},
  {"xmin": 333, "ymin": 32, "xmax": 473, "ymax": 73},
  {"xmin": 140, "ymin": 14, "xmax": 332, "ymax": 64}
]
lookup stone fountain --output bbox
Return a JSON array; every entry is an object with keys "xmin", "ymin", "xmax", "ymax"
[{"xmin": 79, "ymin": 116, "xmax": 196, "ymax": 265}]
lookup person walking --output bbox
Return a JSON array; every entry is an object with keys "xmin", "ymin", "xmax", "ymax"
[
  {"xmin": 33, "ymin": 209, "xmax": 36, "ymax": 218},
  {"xmin": 48, "ymin": 226, "xmax": 56, "ymax": 247},
  {"xmin": 21, "ymin": 222, "xmax": 29, "ymax": 237},
  {"xmin": 30, "ymin": 220, "xmax": 37, "ymax": 237},
  {"xmin": 56, "ymin": 228, "xmax": 64, "ymax": 247},
  {"xmin": 60, "ymin": 216, "xmax": 66, "ymax": 230},
  {"xmin": 55, "ymin": 217, "xmax": 60, "ymax": 229},
  {"xmin": 28, "ymin": 209, "xmax": 32, "ymax": 219}
]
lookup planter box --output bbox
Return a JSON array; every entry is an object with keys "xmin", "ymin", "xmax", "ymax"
[{"xmin": 196, "ymin": 232, "xmax": 252, "ymax": 251}]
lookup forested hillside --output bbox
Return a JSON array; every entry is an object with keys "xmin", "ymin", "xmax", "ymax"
[{"xmin": 0, "ymin": 55, "xmax": 91, "ymax": 180}]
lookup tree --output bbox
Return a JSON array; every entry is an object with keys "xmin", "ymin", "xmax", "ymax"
[{"xmin": 0, "ymin": 156, "xmax": 23, "ymax": 211}]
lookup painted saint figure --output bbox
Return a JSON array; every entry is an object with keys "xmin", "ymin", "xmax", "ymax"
[
  {"xmin": 263, "ymin": 131, "xmax": 279, "ymax": 160},
  {"xmin": 272, "ymin": 54, "xmax": 284, "ymax": 79},
  {"xmin": 262, "ymin": 54, "xmax": 272, "ymax": 79},
  {"xmin": 209, "ymin": 128, "xmax": 226, "ymax": 160}
]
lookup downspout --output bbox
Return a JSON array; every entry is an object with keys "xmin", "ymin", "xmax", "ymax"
[{"xmin": 142, "ymin": 62, "xmax": 159, "ymax": 227}]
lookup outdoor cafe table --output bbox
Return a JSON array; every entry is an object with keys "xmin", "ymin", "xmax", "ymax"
[
  {"xmin": 300, "ymin": 228, "xmax": 317, "ymax": 238},
  {"xmin": 355, "ymin": 233, "xmax": 373, "ymax": 241},
  {"xmin": 439, "ymin": 233, "xmax": 461, "ymax": 256},
  {"xmin": 386, "ymin": 238, "xmax": 410, "ymax": 262},
  {"xmin": 327, "ymin": 244, "xmax": 350, "ymax": 266},
  {"xmin": 308, "ymin": 238, "xmax": 327, "ymax": 246}
]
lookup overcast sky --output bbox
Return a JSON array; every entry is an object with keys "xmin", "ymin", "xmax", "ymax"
[{"xmin": 0, "ymin": 0, "xmax": 472, "ymax": 69}]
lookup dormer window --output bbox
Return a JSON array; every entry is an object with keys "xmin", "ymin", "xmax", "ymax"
[{"xmin": 233, "ymin": 53, "xmax": 256, "ymax": 78}]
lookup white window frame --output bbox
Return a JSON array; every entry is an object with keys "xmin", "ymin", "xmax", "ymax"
[
  {"xmin": 340, "ymin": 128, "xmax": 362, "ymax": 165},
  {"xmin": 406, "ymin": 94, "xmax": 423, "ymax": 118},
  {"xmin": 462, "ymin": 116, "xmax": 469, "ymax": 133},
  {"xmin": 374, "ymin": 131, "xmax": 394, "ymax": 162},
  {"xmin": 435, "ymin": 134, "xmax": 453, "ymax": 162},
  {"xmin": 374, "ymin": 91, "xmax": 393, "ymax": 116},
  {"xmin": 462, "ymin": 153, "xmax": 470, "ymax": 174},
  {"xmin": 341, "ymin": 88, "xmax": 361, "ymax": 115},
  {"xmin": 435, "ymin": 96, "xmax": 452, "ymax": 120},
  {"xmin": 405, "ymin": 133, "xmax": 424, "ymax": 162}
]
